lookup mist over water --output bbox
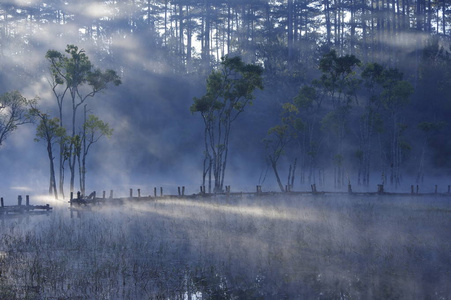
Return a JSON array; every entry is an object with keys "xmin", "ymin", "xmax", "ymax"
[
  {"xmin": 1, "ymin": 2, "xmax": 451, "ymax": 298},
  {"xmin": 0, "ymin": 193, "xmax": 450, "ymax": 299}
]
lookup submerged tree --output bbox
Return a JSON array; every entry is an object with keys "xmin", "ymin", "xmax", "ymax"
[
  {"xmin": 46, "ymin": 44, "xmax": 121, "ymax": 197},
  {"xmin": 0, "ymin": 91, "xmax": 34, "ymax": 147},
  {"xmin": 191, "ymin": 55, "xmax": 263, "ymax": 192}
]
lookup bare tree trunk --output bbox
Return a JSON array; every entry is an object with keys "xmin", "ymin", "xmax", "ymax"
[
  {"xmin": 58, "ymin": 140, "xmax": 65, "ymax": 199},
  {"xmin": 270, "ymin": 157, "xmax": 285, "ymax": 193},
  {"xmin": 47, "ymin": 141, "xmax": 58, "ymax": 199},
  {"xmin": 288, "ymin": 0, "xmax": 294, "ymax": 62}
]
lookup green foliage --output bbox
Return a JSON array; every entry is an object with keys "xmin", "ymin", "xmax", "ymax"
[
  {"xmin": 84, "ymin": 115, "xmax": 113, "ymax": 141},
  {"xmin": 315, "ymin": 50, "xmax": 361, "ymax": 106},
  {"xmin": 45, "ymin": 44, "xmax": 121, "ymax": 194},
  {"xmin": 361, "ymin": 62, "xmax": 413, "ymax": 117},
  {"xmin": 361, "ymin": 63, "xmax": 385, "ymax": 87},
  {"xmin": 381, "ymin": 80, "xmax": 413, "ymax": 111},
  {"xmin": 34, "ymin": 115, "xmax": 66, "ymax": 144},
  {"xmin": 190, "ymin": 55, "xmax": 263, "ymax": 117},
  {"xmin": 294, "ymin": 86, "xmax": 317, "ymax": 109},
  {"xmin": 191, "ymin": 55, "xmax": 263, "ymax": 192},
  {"xmin": 0, "ymin": 91, "xmax": 34, "ymax": 146},
  {"xmin": 46, "ymin": 44, "xmax": 121, "ymax": 94},
  {"xmin": 321, "ymin": 105, "xmax": 349, "ymax": 135}
]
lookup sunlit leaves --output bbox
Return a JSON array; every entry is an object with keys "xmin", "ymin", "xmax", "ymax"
[
  {"xmin": 46, "ymin": 44, "xmax": 121, "ymax": 94},
  {"xmin": 44, "ymin": 44, "xmax": 121, "ymax": 195},
  {"xmin": 34, "ymin": 114, "xmax": 66, "ymax": 144},
  {"xmin": 191, "ymin": 55, "xmax": 263, "ymax": 118},
  {"xmin": 83, "ymin": 114, "xmax": 113, "ymax": 141},
  {"xmin": 0, "ymin": 91, "xmax": 33, "ymax": 146},
  {"xmin": 191, "ymin": 55, "xmax": 263, "ymax": 116}
]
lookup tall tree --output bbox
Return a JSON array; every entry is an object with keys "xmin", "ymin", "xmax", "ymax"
[
  {"xmin": 191, "ymin": 55, "xmax": 263, "ymax": 192},
  {"xmin": 379, "ymin": 68, "xmax": 413, "ymax": 187},
  {"xmin": 263, "ymin": 103, "xmax": 301, "ymax": 192},
  {"xmin": 46, "ymin": 44, "xmax": 121, "ymax": 197},
  {"xmin": 76, "ymin": 110, "xmax": 113, "ymax": 196},
  {"xmin": 314, "ymin": 50, "xmax": 361, "ymax": 188},
  {"xmin": 358, "ymin": 62, "xmax": 385, "ymax": 186},
  {"xmin": 31, "ymin": 108, "xmax": 66, "ymax": 199},
  {"xmin": 293, "ymin": 85, "xmax": 324, "ymax": 185},
  {"xmin": 416, "ymin": 121, "xmax": 446, "ymax": 183}
]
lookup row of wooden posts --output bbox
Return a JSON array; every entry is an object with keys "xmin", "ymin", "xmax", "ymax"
[
  {"xmin": 70, "ymin": 183, "xmax": 451, "ymax": 204},
  {"xmin": 1, "ymin": 182, "xmax": 450, "ymax": 217},
  {"xmin": 0, "ymin": 195, "xmax": 53, "ymax": 216}
]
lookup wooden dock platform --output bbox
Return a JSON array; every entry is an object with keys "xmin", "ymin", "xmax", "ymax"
[
  {"xmin": 68, "ymin": 183, "xmax": 451, "ymax": 208},
  {"xmin": 0, "ymin": 195, "xmax": 53, "ymax": 217}
]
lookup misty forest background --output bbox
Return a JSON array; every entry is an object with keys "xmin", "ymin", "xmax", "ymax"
[{"xmin": 0, "ymin": 0, "xmax": 450, "ymax": 200}]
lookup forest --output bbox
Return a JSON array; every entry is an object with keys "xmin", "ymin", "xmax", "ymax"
[
  {"xmin": 1, "ymin": 1, "xmax": 451, "ymax": 299},
  {"xmin": 0, "ymin": 0, "xmax": 450, "ymax": 197}
]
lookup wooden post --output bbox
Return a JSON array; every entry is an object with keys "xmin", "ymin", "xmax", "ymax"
[
  {"xmin": 109, "ymin": 190, "xmax": 113, "ymax": 199},
  {"xmin": 178, "ymin": 187, "xmax": 181, "ymax": 196},
  {"xmin": 26, "ymin": 195, "xmax": 30, "ymax": 206},
  {"xmin": 411, "ymin": 185, "xmax": 414, "ymax": 194},
  {"xmin": 347, "ymin": 184, "xmax": 352, "ymax": 193},
  {"xmin": 160, "ymin": 187, "xmax": 163, "ymax": 197},
  {"xmin": 310, "ymin": 183, "xmax": 317, "ymax": 193},
  {"xmin": 154, "ymin": 187, "xmax": 157, "ymax": 197},
  {"xmin": 103, "ymin": 191, "xmax": 106, "ymax": 199},
  {"xmin": 18, "ymin": 195, "xmax": 22, "ymax": 206},
  {"xmin": 416, "ymin": 185, "xmax": 419, "ymax": 194},
  {"xmin": 77, "ymin": 191, "xmax": 81, "ymax": 199},
  {"xmin": 70, "ymin": 192, "xmax": 73, "ymax": 206},
  {"xmin": 129, "ymin": 189, "xmax": 133, "ymax": 198},
  {"xmin": 1, "ymin": 197, "xmax": 3, "ymax": 207},
  {"xmin": 435, "ymin": 185, "xmax": 438, "ymax": 194},
  {"xmin": 138, "ymin": 189, "xmax": 141, "ymax": 198},
  {"xmin": 182, "ymin": 186, "xmax": 185, "ymax": 196}
]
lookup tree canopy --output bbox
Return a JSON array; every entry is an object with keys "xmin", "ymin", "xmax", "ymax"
[{"xmin": 191, "ymin": 55, "xmax": 263, "ymax": 192}]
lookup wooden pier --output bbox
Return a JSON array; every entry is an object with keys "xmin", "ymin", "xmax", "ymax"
[
  {"xmin": 0, "ymin": 195, "xmax": 53, "ymax": 218},
  {"xmin": 68, "ymin": 183, "xmax": 451, "ymax": 208}
]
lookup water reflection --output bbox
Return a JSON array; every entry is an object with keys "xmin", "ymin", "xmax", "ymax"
[{"xmin": 0, "ymin": 194, "xmax": 449, "ymax": 299}]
